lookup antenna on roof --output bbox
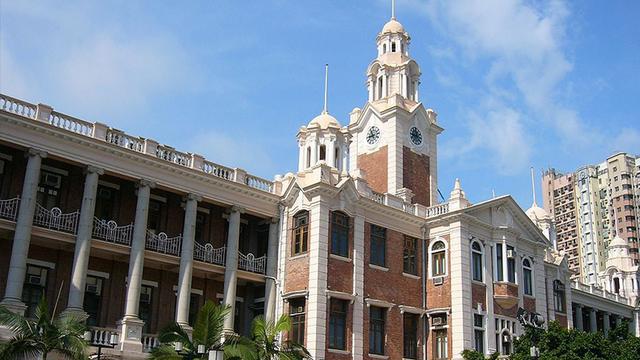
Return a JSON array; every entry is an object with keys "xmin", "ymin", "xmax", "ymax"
[
  {"xmin": 323, "ymin": 64, "xmax": 329, "ymax": 114},
  {"xmin": 530, "ymin": 166, "xmax": 537, "ymax": 206},
  {"xmin": 492, "ymin": 189, "xmax": 496, "ymax": 198},
  {"xmin": 391, "ymin": 0, "xmax": 396, "ymax": 19}
]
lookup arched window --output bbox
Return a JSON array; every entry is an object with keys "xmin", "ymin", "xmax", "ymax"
[
  {"xmin": 471, "ymin": 241, "xmax": 483, "ymax": 282},
  {"xmin": 613, "ymin": 277, "xmax": 620, "ymax": 294},
  {"xmin": 391, "ymin": 42, "xmax": 396, "ymax": 52},
  {"xmin": 500, "ymin": 329, "xmax": 512, "ymax": 355},
  {"xmin": 377, "ymin": 77, "xmax": 383, "ymax": 99},
  {"xmin": 306, "ymin": 147, "xmax": 311, "ymax": 168},
  {"xmin": 382, "ymin": 43, "xmax": 387, "ymax": 53},
  {"xmin": 334, "ymin": 147, "xmax": 340, "ymax": 169},
  {"xmin": 553, "ymin": 280, "xmax": 565, "ymax": 313},
  {"xmin": 430, "ymin": 240, "xmax": 447, "ymax": 277},
  {"xmin": 292, "ymin": 211, "xmax": 309, "ymax": 255},
  {"xmin": 523, "ymin": 258, "xmax": 533, "ymax": 296},
  {"xmin": 319, "ymin": 145, "xmax": 326, "ymax": 161}
]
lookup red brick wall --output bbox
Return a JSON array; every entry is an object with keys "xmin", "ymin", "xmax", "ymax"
[
  {"xmin": 523, "ymin": 297, "xmax": 536, "ymax": 313},
  {"xmin": 402, "ymin": 146, "xmax": 430, "ymax": 206},
  {"xmin": 284, "ymin": 213, "xmax": 309, "ymax": 294},
  {"xmin": 426, "ymin": 236, "xmax": 451, "ymax": 309},
  {"xmin": 358, "ymin": 146, "xmax": 388, "ymax": 194},
  {"xmin": 472, "ymin": 283, "xmax": 487, "ymax": 311},
  {"xmin": 555, "ymin": 314, "xmax": 568, "ymax": 328},
  {"xmin": 425, "ymin": 314, "xmax": 452, "ymax": 360},
  {"xmin": 327, "ymin": 211, "xmax": 353, "ymax": 294}
]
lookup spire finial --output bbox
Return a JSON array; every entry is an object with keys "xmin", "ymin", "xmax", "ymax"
[
  {"xmin": 530, "ymin": 166, "xmax": 537, "ymax": 206},
  {"xmin": 391, "ymin": 0, "xmax": 396, "ymax": 19},
  {"xmin": 323, "ymin": 64, "xmax": 329, "ymax": 114}
]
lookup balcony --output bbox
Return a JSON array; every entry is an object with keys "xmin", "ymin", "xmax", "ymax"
[{"xmin": 0, "ymin": 199, "xmax": 269, "ymax": 275}]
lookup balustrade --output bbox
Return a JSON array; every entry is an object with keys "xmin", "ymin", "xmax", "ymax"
[
  {"xmin": 32, "ymin": 204, "xmax": 79, "ymax": 234},
  {"xmin": 93, "ymin": 218, "xmax": 134, "ymax": 246},
  {"xmin": 238, "ymin": 252, "xmax": 266, "ymax": 274},
  {"xmin": 87, "ymin": 327, "xmax": 120, "ymax": 346},
  {"xmin": 0, "ymin": 94, "xmax": 36, "ymax": 119},
  {"xmin": 202, "ymin": 160, "xmax": 235, "ymax": 180},
  {"xmin": 426, "ymin": 202, "xmax": 449, "ymax": 218},
  {"xmin": 371, "ymin": 191, "xmax": 385, "ymax": 204},
  {"xmin": 141, "ymin": 334, "xmax": 159, "ymax": 352},
  {"xmin": 0, "ymin": 93, "xmax": 277, "ymax": 194},
  {"xmin": 49, "ymin": 111, "xmax": 94, "ymax": 137},
  {"xmin": 145, "ymin": 230, "xmax": 182, "ymax": 256},
  {"xmin": 193, "ymin": 242, "xmax": 226, "ymax": 265},
  {"xmin": 245, "ymin": 175, "xmax": 274, "ymax": 192},
  {"xmin": 155, "ymin": 145, "xmax": 191, "ymax": 167},
  {"xmin": 0, "ymin": 197, "xmax": 20, "ymax": 221},
  {"xmin": 106, "ymin": 129, "xmax": 144, "ymax": 152}
]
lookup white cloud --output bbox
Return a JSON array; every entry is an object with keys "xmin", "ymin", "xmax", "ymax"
[{"xmin": 0, "ymin": 1, "xmax": 195, "ymax": 120}]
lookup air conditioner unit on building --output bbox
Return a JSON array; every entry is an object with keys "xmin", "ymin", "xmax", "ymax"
[
  {"xmin": 86, "ymin": 284, "xmax": 99, "ymax": 294},
  {"xmin": 140, "ymin": 293, "xmax": 151, "ymax": 303},
  {"xmin": 43, "ymin": 173, "xmax": 62, "ymax": 188},
  {"xmin": 433, "ymin": 277, "xmax": 444, "ymax": 285},
  {"xmin": 432, "ymin": 317, "xmax": 444, "ymax": 326},
  {"xmin": 503, "ymin": 335, "xmax": 511, "ymax": 343},
  {"xmin": 507, "ymin": 249, "xmax": 515, "ymax": 258},
  {"xmin": 28, "ymin": 275, "xmax": 43, "ymax": 286}
]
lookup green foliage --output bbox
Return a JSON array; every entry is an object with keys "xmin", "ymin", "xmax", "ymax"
[
  {"xmin": 150, "ymin": 300, "xmax": 245, "ymax": 360},
  {"xmin": 225, "ymin": 314, "xmax": 311, "ymax": 360},
  {"xmin": 151, "ymin": 301, "xmax": 311, "ymax": 360},
  {"xmin": 511, "ymin": 321, "xmax": 640, "ymax": 360},
  {"xmin": 461, "ymin": 349, "xmax": 499, "ymax": 360},
  {"xmin": 0, "ymin": 297, "xmax": 87, "ymax": 360}
]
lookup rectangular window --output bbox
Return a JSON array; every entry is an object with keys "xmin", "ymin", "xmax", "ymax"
[
  {"xmin": 331, "ymin": 212, "xmax": 349, "ymax": 258},
  {"xmin": 147, "ymin": 199, "xmax": 163, "ymax": 234},
  {"xmin": 328, "ymin": 299, "xmax": 347, "ymax": 350},
  {"xmin": 94, "ymin": 185, "xmax": 118, "ymax": 220},
  {"xmin": 523, "ymin": 268, "xmax": 533, "ymax": 296},
  {"xmin": 370, "ymin": 225, "xmax": 386, "ymax": 267},
  {"xmin": 553, "ymin": 281, "xmax": 566, "ymax": 313},
  {"xmin": 139, "ymin": 285, "xmax": 153, "ymax": 333},
  {"xmin": 289, "ymin": 298, "xmax": 306, "ymax": 344},
  {"xmin": 369, "ymin": 306, "xmax": 386, "ymax": 355},
  {"xmin": 474, "ymin": 314, "xmax": 484, "ymax": 353},
  {"xmin": 22, "ymin": 265, "xmax": 48, "ymax": 318},
  {"xmin": 293, "ymin": 212, "xmax": 309, "ymax": 255},
  {"xmin": 507, "ymin": 246, "xmax": 516, "ymax": 283},
  {"xmin": 84, "ymin": 276, "xmax": 103, "ymax": 326},
  {"xmin": 434, "ymin": 329, "xmax": 448, "ymax": 360},
  {"xmin": 403, "ymin": 313, "xmax": 418, "ymax": 359},
  {"xmin": 496, "ymin": 244, "xmax": 504, "ymax": 281},
  {"xmin": 194, "ymin": 212, "xmax": 207, "ymax": 244},
  {"xmin": 403, "ymin": 236, "xmax": 418, "ymax": 275},
  {"xmin": 188, "ymin": 293, "xmax": 200, "ymax": 326},
  {"xmin": 472, "ymin": 248, "xmax": 483, "ymax": 282},
  {"xmin": 37, "ymin": 170, "xmax": 62, "ymax": 210}
]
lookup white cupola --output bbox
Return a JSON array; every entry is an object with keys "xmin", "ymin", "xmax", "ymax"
[
  {"xmin": 297, "ymin": 65, "xmax": 350, "ymax": 173},
  {"xmin": 366, "ymin": 3, "xmax": 421, "ymax": 102}
]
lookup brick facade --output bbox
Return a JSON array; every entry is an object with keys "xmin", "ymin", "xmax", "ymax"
[
  {"xmin": 357, "ymin": 146, "xmax": 388, "ymax": 194},
  {"xmin": 403, "ymin": 146, "xmax": 431, "ymax": 206}
]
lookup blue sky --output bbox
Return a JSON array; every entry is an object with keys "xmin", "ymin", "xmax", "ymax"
[{"xmin": 1, "ymin": 0, "xmax": 639, "ymax": 209}]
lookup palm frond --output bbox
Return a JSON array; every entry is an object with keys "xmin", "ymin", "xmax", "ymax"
[
  {"xmin": 192, "ymin": 301, "xmax": 229, "ymax": 349},
  {"xmin": 157, "ymin": 322, "xmax": 192, "ymax": 348},
  {"xmin": 273, "ymin": 314, "xmax": 292, "ymax": 335},
  {"xmin": 149, "ymin": 344, "xmax": 183, "ymax": 360},
  {"xmin": 0, "ymin": 335, "xmax": 44, "ymax": 360},
  {"xmin": 0, "ymin": 305, "xmax": 35, "ymax": 338}
]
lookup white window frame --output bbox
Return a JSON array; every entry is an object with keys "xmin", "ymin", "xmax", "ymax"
[
  {"xmin": 428, "ymin": 237, "xmax": 448, "ymax": 278},
  {"xmin": 471, "ymin": 240, "xmax": 484, "ymax": 283},
  {"xmin": 522, "ymin": 258, "xmax": 534, "ymax": 296}
]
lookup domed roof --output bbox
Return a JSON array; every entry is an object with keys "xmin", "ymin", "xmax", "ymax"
[
  {"xmin": 308, "ymin": 112, "xmax": 340, "ymax": 129},
  {"xmin": 609, "ymin": 233, "xmax": 628, "ymax": 248},
  {"xmin": 526, "ymin": 204, "xmax": 550, "ymax": 221},
  {"xmin": 381, "ymin": 19, "xmax": 405, "ymax": 34}
]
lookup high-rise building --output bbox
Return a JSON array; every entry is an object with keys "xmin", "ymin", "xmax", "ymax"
[{"xmin": 542, "ymin": 152, "xmax": 640, "ymax": 285}]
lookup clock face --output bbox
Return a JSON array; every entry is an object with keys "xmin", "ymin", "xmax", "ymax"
[
  {"xmin": 410, "ymin": 126, "xmax": 423, "ymax": 146},
  {"xmin": 366, "ymin": 126, "xmax": 380, "ymax": 145}
]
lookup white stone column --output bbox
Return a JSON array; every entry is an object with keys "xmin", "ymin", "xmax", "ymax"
[
  {"xmin": 175, "ymin": 193, "xmax": 200, "ymax": 327},
  {"xmin": 65, "ymin": 165, "xmax": 104, "ymax": 315},
  {"xmin": 310, "ymin": 140, "xmax": 317, "ymax": 167},
  {"xmin": 352, "ymin": 214, "xmax": 365, "ymax": 360},
  {"xmin": 575, "ymin": 305, "xmax": 583, "ymax": 331},
  {"xmin": 382, "ymin": 74, "xmax": 387, "ymax": 97},
  {"xmin": 485, "ymin": 242, "xmax": 496, "ymax": 355},
  {"xmin": 223, "ymin": 206, "xmax": 243, "ymax": 332},
  {"xmin": 298, "ymin": 143, "xmax": 305, "ymax": 172},
  {"xmin": 450, "ymin": 222, "xmax": 472, "ymax": 358},
  {"xmin": 1, "ymin": 149, "xmax": 46, "ymax": 313},
  {"xmin": 603, "ymin": 312, "xmax": 610, "ymax": 336},
  {"xmin": 327, "ymin": 140, "xmax": 336, "ymax": 167},
  {"xmin": 589, "ymin": 308, "xmax": 597, "ymax": 333},
  {"xmin": 306, "ymin": 200, "xmax": 329, "ymax": 358},
  {"xmin": 264, "ymin": 216, "xmax": 280, "ymax": 323},
  {"xmin": 119, "ymin": 179, "xmax": 154, "ymax": 352}
]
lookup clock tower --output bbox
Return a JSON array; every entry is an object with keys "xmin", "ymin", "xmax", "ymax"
[{"xmin": 348, "ymin": 11, "xmax": 443, "ymax": 206}]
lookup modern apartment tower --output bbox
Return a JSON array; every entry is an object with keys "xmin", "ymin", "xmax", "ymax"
[{"xmin": 542, "ymin": 152, "xmax": 640, "ymax": 285}]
